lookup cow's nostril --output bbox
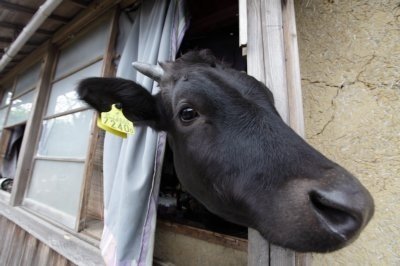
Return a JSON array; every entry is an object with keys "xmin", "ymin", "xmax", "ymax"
[{"xmin": 309, "ymin": 191, "xmax": 360, "ymax": 240}]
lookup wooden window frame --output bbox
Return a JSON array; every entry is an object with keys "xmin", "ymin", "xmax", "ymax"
[
  {"xmin": 0, "ymin": 0, "xmax": 126, "ymax": 263},
  {"xmin": 19, "ymin": 11, "xmax": 118, "ymax": 232}
]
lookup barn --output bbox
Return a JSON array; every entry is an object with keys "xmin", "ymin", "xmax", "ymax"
[{"xmin": 0, "ymin": 0, "xmax": 398, "ymax": 265}]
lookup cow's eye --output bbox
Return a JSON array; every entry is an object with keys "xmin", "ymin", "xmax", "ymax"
[{"xmin": 179, "ymin": 107, "xmax": 198, "ymax": 123}]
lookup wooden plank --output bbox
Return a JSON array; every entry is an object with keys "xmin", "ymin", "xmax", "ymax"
[
  {"xmin": 246, "ymin": 1, "xmax": 270, "ymax": 265},
  {"xmin": 282, "ymin": 2, "xmax": 308, "ymax": 264},
  {"xmin": 20, "ymin": 234, "xmax": 39, "ymax": 266},
  {"xmin": 246, "ymin": 0, "xmax": 309, "ymax": 265},
  {"xmin": 246, "ymin": 0, "xmax": 265, "ymax": 82},
  {"xmin": 260, "ymin": 0, "xmax": 289, "ymax": 122},
  {"xmin": 68, "ymin": 0, "xmax": 90, "ymax": 8},
  {"xmin": 158, "ymin": 220, "xmax": 248, "ymax": 252},
  {"xmin": 248, "ymin": 230, "xmax": 269, "ymax": 265},
  {"xmin": 0, "ymin": 21, "xmax": 53, "ymax": 35},
  {"xmin": 4, "ymin": 225, "xmax": 26, "ymax": 266},
  {"xmin": 34, "ymin": 241, "xmax": 51, "ymax": 266},
  {"xmin": 270, "ymin": 245, "xmax": 295, "ymax": 266},
  {"xmin": 101, "ymin": 7, "xmax": 119, "ymax": 78},
  {"xmin": 10, "ymin": 43, "xmax": 56, "ymax": 206},
  {"xmin": 0, "ymin": 202, "xmax": 104, "ymax": 265},
  {"xmin": 282, "ymin": 0, "xmax": 305, "ymax": 136},
  {"xmin": 0, "ymin": 0, "xmax": 69, "ymax": 23},
  {"xmin": 0, "ymin": 218, "xmax": 16, "ymax": 265}
]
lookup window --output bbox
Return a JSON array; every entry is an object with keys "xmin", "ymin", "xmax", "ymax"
[
  {"xmin": 23, "ymin": 17, "xmax": 111, "ymax": 230},
  {"xmin": 0, "ymin": 62, "xmax": 42, "ymax": 194}
]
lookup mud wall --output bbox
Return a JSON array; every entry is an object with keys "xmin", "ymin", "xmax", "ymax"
[{"xmin": 295, "ymin": 0, "xmax": 400, "ymax": 265}]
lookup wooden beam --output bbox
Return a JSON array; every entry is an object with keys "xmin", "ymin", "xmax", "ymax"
[
  {"xmin": 68, "ymin": 0, "xmax": 90, "ymax": 8},
  {"xmin": 0, "ymin": 21, "xmax": 53, "ymax": 36},
  {"xmin": 0, "ymin": 0, "xmax": 69, "ymax": 23},
  {"xmin": 0, "ymin": 37, "xmax": 42, "ymax": 47}
]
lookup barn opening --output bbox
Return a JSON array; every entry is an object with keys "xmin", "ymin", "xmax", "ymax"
[{"xmin": 157, "ymin": 0, "xmax": 248, "ymax": 240}]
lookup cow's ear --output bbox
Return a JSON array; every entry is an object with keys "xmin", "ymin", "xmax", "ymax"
[{"xmin": 77, "ymin": 77, "xmax": 167, "ymax": 131}]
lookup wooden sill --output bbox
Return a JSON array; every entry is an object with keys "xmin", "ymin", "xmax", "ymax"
[
  {"xmin": 157, "ymin": 220, "xmax": 248, "ymax": 252},
  {"xmin": 0, "ymin": 200, "xmax": 104, "ymax": 266}
]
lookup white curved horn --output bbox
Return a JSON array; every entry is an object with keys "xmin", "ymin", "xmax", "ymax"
[{"xmin": 132, "ymin": 62, "xmax": 164, "ymax": 82}]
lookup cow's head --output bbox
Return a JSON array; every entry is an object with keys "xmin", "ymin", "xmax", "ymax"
[{"xmin": 77, "ymin": 50, "xmax": 374, "ymax": 252}]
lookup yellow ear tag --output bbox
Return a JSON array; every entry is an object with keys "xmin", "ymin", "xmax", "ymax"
[{"xmin": 97, "ymin": 104, "xmax": 135, "ymax": 138}]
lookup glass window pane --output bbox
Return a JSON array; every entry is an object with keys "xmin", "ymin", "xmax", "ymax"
[
  {"xmin": 54, "ymin": 18, "xmax": 109, "ymax": 79},
  {"xmin": 0, "ymin": 108, "xmax": 7, "ymax": 127},
  {"xmin": 46, "ymin": 60, "xmax": 103, "ymax": 117},
  {"xmin": 26, "ymin": 160, "xmax": 85, "ymax": 228},
  {"xmin": 14, "ymin": 62, "xmax": 41, "ymax": 96},
  {"xmin": 1, "ymin": 85, "xmax": 13, "ymax": 107},
  {"xmin": 37, "ymin": 110, "xmax": 94, "ymax": 158},
  {"xmin": 6, "ymin": 90, "xmax": 36, "ymax": 126}
]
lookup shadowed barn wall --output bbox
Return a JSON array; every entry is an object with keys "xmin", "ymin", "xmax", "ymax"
[{"xmin": 295, "ymin": 0, "xmax": 400, "ymax": 265}]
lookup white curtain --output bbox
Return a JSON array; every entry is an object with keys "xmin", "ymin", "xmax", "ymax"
[{"xmin": 100, "ymin": 1, "xmax": 188, "ymax": 265}]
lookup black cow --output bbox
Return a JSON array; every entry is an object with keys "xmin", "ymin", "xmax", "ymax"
[{"xmin": 77, "ymin": 50, "xmax": 374, "ymax": 252}]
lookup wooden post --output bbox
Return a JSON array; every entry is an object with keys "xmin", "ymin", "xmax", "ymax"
[
  {"xmin": 77, "ymin": 8, "xmax": 119, "ymax": 232},
  {"xmin": 245, "ymin": 0, "xmax": 309, "ymax": 265}
]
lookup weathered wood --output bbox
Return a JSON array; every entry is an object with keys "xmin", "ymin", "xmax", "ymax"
[
  {"xmin": 282, "ymin": 2, "xmax": 308, "ymax": 264},
  {"xmin": 246, "ymin": 0, "xmax": 309, "ymax": 265},
  {"xmin": 248, "ymin": 229, "xmax": 269, "ymax": 265},
  {"xmin": 0, "ymin": 21, "xmax": 53, "ymax": 35},
  {"xmin": 78, "ymin": 8, "xmax": 118, "ymax": 232},
  {"xmin": 246, "ymin": 0, "xmax": 266, "ymax": 82},
  {"xmin": 158, "ymin": 220, "xmax": 248, "ymax": 252},
  {"xmin": 0, "ymin": 215, "xmax": 77, "ymax": 266},
  {"xmin": 270, "ymin": 245, "xmax": 296, "ymax": 266},
  {"xmin": 0, "ymin": 202, "xmax": 103, "ymax": 265},
  {"xmin": 260, "ymin": 0, "xmax": 289, "ymax": 122},
  {"xmin": 0, "ymin": 217, "xmax": 16, "ymax": 264},
  {"xmin": 282, "ymin": 0, "xmax": 305, "ymax": 136},
  {"xmin": 0, "ymin": 0, "xmax": 69, "ymax": 23},
  {"xmin": 10, "ymin": 43, "xmax": 56, "ymax": 206}
]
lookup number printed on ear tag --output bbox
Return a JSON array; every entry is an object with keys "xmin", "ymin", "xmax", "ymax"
[{"xmin": 97, "ymin": 104, "xmax": 135, "ymax": 138}]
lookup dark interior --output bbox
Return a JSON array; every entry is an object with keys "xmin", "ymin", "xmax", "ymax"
[
  {"xmin": 0, "ymin": 124, "xmax": 25, "ymax": 193},
  {"xmin": 157, "ymin": 0, "xmax": 248, "ymax": 239}
]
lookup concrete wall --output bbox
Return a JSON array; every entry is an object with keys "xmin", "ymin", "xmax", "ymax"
[{"xmin": 295, "ymin": 0, "xmax": 400, "ymax": 265}]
